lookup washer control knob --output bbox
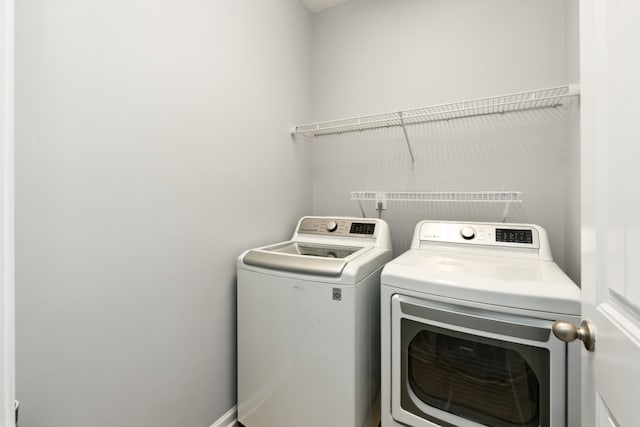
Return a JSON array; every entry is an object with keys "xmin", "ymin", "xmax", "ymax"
[
  {"xmin": 460, "ymin": 226, "xmax": 476, "ymax": 240},
  {"xmin": 326, "ymin": 221, "xmax": 338, "ymax": 232}
]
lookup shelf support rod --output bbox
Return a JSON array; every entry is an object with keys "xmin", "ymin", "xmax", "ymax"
[
  {"xmin": 501, "ymin": 200, "xmax": 512, "ymax": 222},
  {"xmin": 357, "ymin": 200, "xmax": 366, "ymax": 218},
  {"xmin": 399, "ymin": 111, "xmax": 416, "ymax": 168}
]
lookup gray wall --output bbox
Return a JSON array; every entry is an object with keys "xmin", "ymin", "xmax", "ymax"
[
  {"xmin": 309, "ymin": 0, "xmax": 581, "ymax": 279},
  {"xmin": 15, "ymin": 1, "xmax": 312, "ymax": 426}
]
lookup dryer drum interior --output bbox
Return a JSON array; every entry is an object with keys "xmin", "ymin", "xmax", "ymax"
[{"xmin": 402, "ymin": 320, "xmax": 550, "ymax": 427}]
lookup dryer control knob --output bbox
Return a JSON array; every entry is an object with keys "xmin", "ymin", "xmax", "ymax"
[
  {"xmin": 460, "ymin": 226, "xmax": 476, "ymax": 240},
  {"xmin": 326, "ymin": 221, "xmax": 338, "ymax": 232}
]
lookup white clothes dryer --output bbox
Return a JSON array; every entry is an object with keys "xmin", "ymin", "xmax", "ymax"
[
  {"xmin": 237, "ymin": 216, "xmax": 393, "ymax": 427},
  {"xmin": 380, "ymin": 221, "xmax": 581, "ymax": 427}
]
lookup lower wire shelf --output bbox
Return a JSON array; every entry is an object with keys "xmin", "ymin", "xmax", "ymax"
[
  {"xmin": 351, "ymin": 191, "xmax": 522, "ymax": 203},
  {"xmin": 351, "ymin": 191, "xmax": 522, "ymax": 221}
]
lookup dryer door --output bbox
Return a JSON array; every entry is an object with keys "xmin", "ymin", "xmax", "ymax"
[{"xmin": 390, "ymin": 295, "xmax": 566, "ymax": 427}]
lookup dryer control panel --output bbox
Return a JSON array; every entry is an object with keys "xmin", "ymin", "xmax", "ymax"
[{"xmin": 418, "ymin": 221, "xmax": 541, "ymax": 249}]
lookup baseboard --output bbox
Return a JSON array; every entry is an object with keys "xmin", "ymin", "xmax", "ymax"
[{"xmin": 210, "ymin": 405, "xmax": 237, "ymax": 427}]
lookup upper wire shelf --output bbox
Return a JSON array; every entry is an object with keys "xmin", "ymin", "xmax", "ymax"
[{"xmin": 290, "ymin": 84, "xmax": 580, "ymax": 137}]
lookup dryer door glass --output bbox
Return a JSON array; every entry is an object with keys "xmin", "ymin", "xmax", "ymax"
[{"xmin": 401, "ymin": 319, "xmax": 550, "ymax": 427}]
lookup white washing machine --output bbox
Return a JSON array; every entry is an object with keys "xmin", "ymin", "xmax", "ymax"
[
  {"xmin": 237, "ymin": 216, "xmax": 393, "ymax": 427},
  {"xmin": 380, "ymin": 221, "xmax": 581, "ymax": 427}
]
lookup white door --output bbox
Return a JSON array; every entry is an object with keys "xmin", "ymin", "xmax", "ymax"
[{"xmin": 580, "ymin": 0, "xmax": 640, "ymax": 426}]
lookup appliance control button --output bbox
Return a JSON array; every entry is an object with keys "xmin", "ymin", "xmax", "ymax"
[
  {"xmin": 460, "ymin": 226, "xmax": 476, "ymax": 240},
  {"xmin": 326, "ymin": 221, "xmax": 338, "ymax": 232}
]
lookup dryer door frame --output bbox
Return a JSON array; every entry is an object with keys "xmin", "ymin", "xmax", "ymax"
[{"xmin": 390, "ymin": 294, "xmax": 566, "ymax": 427}]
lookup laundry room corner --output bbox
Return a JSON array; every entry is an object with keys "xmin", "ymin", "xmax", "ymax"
[
  {"xmin": 8, "ymin": 0, "xmax": 602, "ymax": 426},
  {"xmin": 308, "ymin": 0, "xmax": 582, "ymax": 281}
]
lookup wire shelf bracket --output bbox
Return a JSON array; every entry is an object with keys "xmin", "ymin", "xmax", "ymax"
[{"xmin": 398, "ymin": 111, "xmax": 416, "ymax": 168}]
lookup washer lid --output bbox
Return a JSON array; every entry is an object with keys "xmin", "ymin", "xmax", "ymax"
[
  {"xmin": 242, "ymin": 242, "xmax": 368, "ymax": 277},
  {"xmin": 381, "ymin": 249, "xmax": 581, "ymax": 315}
]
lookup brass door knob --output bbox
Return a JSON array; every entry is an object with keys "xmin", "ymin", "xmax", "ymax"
[{"xmin": 552, "ymin": 320, "xmax": 595, "ymax": 351}]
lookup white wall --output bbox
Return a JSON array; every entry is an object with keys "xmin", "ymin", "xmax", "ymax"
[
  {"xmin": 13, "ymin": 1, "xmax": 583, "ymax": 425},
  {"xmin": 15, "ymin": 1, "xmax": 312, "ymax": 426},
  {"xmin": 310, "ymin": 0, "xmax": 581, "ymax": 278},
  {"xmin": 1, "ymin": 0, "xmax": 16, "ymax": 425},
  {"xmin": 563, "ymin": 0, "xmax": 581, "ymax": 282}
]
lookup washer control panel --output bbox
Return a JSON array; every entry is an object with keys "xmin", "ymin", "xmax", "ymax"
[
  {"xmin": 419, "ymin": 222, "xmax": 540, "ymax": 248},
  {"xmin": 298, "ymin": 217, "xmax": 378, "ymax": 238}
]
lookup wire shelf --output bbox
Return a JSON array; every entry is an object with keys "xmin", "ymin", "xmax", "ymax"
[
  {"xmin": 291, "ymin": 84, "xmax": 579, "ymax": 137},
  {"xmin": 351, "ymin": 191, "xmax": 522, "ymax": 203}
]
